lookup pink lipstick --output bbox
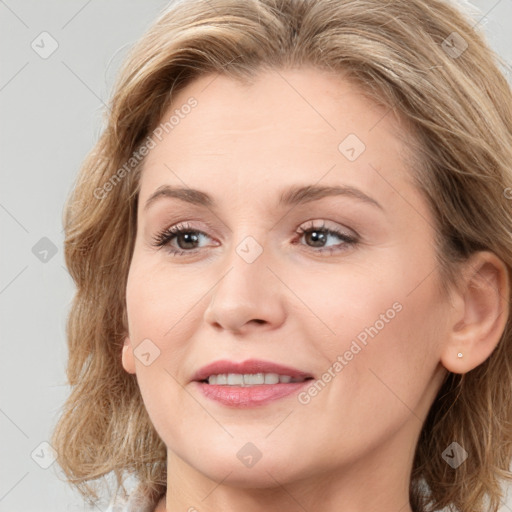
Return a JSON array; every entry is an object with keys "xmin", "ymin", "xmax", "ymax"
[{"xmin": 191, "ymin": 359, "xmax": 314, "ymax": 407}]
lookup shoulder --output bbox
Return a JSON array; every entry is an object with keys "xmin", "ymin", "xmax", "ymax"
[{"xmin": 105, "ymin": 485, "xmax": 156, "ymax": 512}]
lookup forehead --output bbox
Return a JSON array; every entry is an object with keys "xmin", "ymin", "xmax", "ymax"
[{"xmin": 138, "ymin": 67, "xmax": 418, "ymax": 211}]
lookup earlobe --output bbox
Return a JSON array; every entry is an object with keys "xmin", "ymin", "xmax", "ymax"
[
  {"xmin": 121, "ymin": 336, "xmax": 137, "ymax": 374},
  {"xmin": 440, "ymin": 251, "xmax": 510, "ymax": 374}
]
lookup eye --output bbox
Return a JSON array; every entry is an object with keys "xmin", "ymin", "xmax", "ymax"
[
  {"xmin": 152, "ymin": 220, "xmax": 359, "ymax": 257},
  {"xmin": 152, "ymin": 222, "xmax": 214, "ymax": 256},
  {"xmin": 294, "ymin": 220, "xmax": 358, "ymax": 254}
]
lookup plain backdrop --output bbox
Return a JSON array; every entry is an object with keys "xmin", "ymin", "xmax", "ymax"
[{"xmin": 1, "ymin": 1, "xmax": 511, "ymax": 511}]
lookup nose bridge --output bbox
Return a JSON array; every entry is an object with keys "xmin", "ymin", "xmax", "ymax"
[
  {"xmin": 215, "ymin": 230, "xmax": 269, "ymax": 307},
  {"xmin": 203, "ymin": 229, "xmax": 285, "ymax": 332},
  {"xmin": 222, "ymin": 213, "xmax": 271, "ymax": 278}
]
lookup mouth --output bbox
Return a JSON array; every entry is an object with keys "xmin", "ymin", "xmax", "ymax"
[
  {"xmin": 199, "ymin": 373, "xmax": 313, "ymax": 386},
  {"xmin": 191, "ymin": 358, "xmax": 314, "ymax": 384},
  {"xmin": 191, "ymin": 359, "xmax": 314, "ymax": 407}
]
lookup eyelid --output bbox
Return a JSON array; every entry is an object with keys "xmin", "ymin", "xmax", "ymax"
[
  {"xmin": 152, "ymin": 217, "xmax": 221, "ymax": 239},
  {"xmin": 297, "ymin": 219, "xmax": 358, "ymax": 237}
]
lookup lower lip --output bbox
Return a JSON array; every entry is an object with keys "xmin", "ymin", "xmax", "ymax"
[{"xmin": 194, "ymin": 381, "xmax": 311, "ymax": 407}]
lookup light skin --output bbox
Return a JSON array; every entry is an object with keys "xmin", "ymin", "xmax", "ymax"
[{"xmin": 121, "ymin": 67, "xmax": 509, "ymax": 512}]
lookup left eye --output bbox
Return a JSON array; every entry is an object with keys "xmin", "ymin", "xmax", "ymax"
[{"xmin": 295, "ymin": 224, "xmax": 357, "ymax": 252}]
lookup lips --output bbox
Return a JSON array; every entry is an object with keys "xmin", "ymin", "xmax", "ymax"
[
  {"xmin": 191, "ymin": 358, "xmax": 314, "ymax": 383},
  {"xmin": 190, "ymin": 359, "xmax": 315, "ymax": 407}
]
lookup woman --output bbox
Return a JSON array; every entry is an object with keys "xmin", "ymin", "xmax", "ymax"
[{"xmin": 52, "ymin": 0, "xmax": 512, "ymax": 511}]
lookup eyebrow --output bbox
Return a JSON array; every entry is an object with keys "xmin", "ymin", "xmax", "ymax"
[{"xmin": 143, "ymin": 184, "xmax": 384, "ymax": 212}]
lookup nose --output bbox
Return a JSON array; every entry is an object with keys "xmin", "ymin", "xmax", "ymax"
[{"xmin": 203, "ymin": 239, "xmax": 286, "ymax": 335}]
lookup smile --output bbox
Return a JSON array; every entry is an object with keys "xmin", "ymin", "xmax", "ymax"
[{"xmin": 204, "ymin": 373, "xmax": 311, "ymax": 386}]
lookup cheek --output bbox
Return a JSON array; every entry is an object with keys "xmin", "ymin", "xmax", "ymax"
[
  {"xmin": 298, "ymin": 252, "xmax": 446, "ymax": 403},
  {"xmin": 292, "ymin": 284, "xmax": 446, "ymax": 462},
  {"xmin": 125, "ymin": 258, "xmax": 206, "ymax": 347},
  {"xmin": 124, "ymin": 291, "xmax": 193, "ymax": 450},
  {"xmin": 322, "ymin": 272, "xmax": 445, "ymax": 420},
  {"xmin": 124, "ymin": 259, "xmax": 210, "ymax": 432},
  {"xmin": 285, "ymin": 253, "xmax": 410, "ymax": 348}
]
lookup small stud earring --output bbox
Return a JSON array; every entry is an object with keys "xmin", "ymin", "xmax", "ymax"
[{"xmin": 457, "ymin": 352, "xmax": 463, "ymax": 358}]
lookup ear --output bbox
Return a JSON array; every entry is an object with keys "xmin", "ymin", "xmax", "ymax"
[
  {"xmin": 441, "ymin": 251, "xmax": 510, "ymax": 374},
  {"xmin": 121, "ymin": 336, "xmax": 136, "ymax": 374}
]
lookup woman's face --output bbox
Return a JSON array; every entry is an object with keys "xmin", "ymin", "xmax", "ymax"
[{"xmin": 123, "ymin": 67, "xmax": 451, "ymax": 492}]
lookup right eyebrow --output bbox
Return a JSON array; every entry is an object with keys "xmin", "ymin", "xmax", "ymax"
[{"xmin": 144, "ymin": 185, "xmax": 213, "ymax": 212}]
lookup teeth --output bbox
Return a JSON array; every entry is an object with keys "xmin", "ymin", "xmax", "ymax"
[
  {"xmin": 264, "ymin": 373, "xmax": 279, "ymax": 384},
  {"xmin": 216, "ymin": 374, "xmax": 227, "ymax": 385},
  {"xmin": 227, "ymin": 373, "xmax": 244, "ymax": 385},
  {"xmin": 206, "ymin": 373, "xmax": 304, "ymax": 386},
  {"xmin": 244, "ymin": 373, "xmax": 265, "ymax": 385}
]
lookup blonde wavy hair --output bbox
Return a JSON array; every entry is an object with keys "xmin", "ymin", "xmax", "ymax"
[{"xmin": 52, "ymin": 0, "xmax": 512, "ymax": 510}]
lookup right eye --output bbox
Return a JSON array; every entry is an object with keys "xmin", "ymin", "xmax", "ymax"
[{"xmin": 152, "ymin": 222, "xmax": 215, "ymax": 256}]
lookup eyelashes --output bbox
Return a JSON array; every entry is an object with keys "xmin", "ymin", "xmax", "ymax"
[
  {"xmin": 152, "ymin": 222, "xmax": 211, "ymax": 255},
  {"xmin": 294, "ymin": 222, "xmax": 358, "ymax": 253},
  {"xmin": 151, "ymin": 220, "xmax": 359, "ymax": 257}
]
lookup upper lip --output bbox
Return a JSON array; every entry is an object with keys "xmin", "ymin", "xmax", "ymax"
[{"xmin": 191, "ymin": 359, "xmax": 314, "ymax": 382}]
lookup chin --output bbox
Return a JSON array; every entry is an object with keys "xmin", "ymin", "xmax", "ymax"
[
  {"xmin": 175, "ymin": 438, "xmax": 311, "ymax": 488},
  {"xmin": 195, "ymin": 458, "xmax": 299, "ymax": 489}
]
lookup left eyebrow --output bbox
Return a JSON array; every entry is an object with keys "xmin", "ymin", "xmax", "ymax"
[
  {"xmin": 277, "ymin": 184, "xmax": 384, "ymax": 211},
  {"xmin": 143, "ymin": 183, "xmax": 384, "ymax": 213}
]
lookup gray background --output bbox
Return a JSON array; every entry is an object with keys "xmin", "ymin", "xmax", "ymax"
[{"xmin": 1, "ymin": 1, "xmax": 511, "ymax": 511}]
